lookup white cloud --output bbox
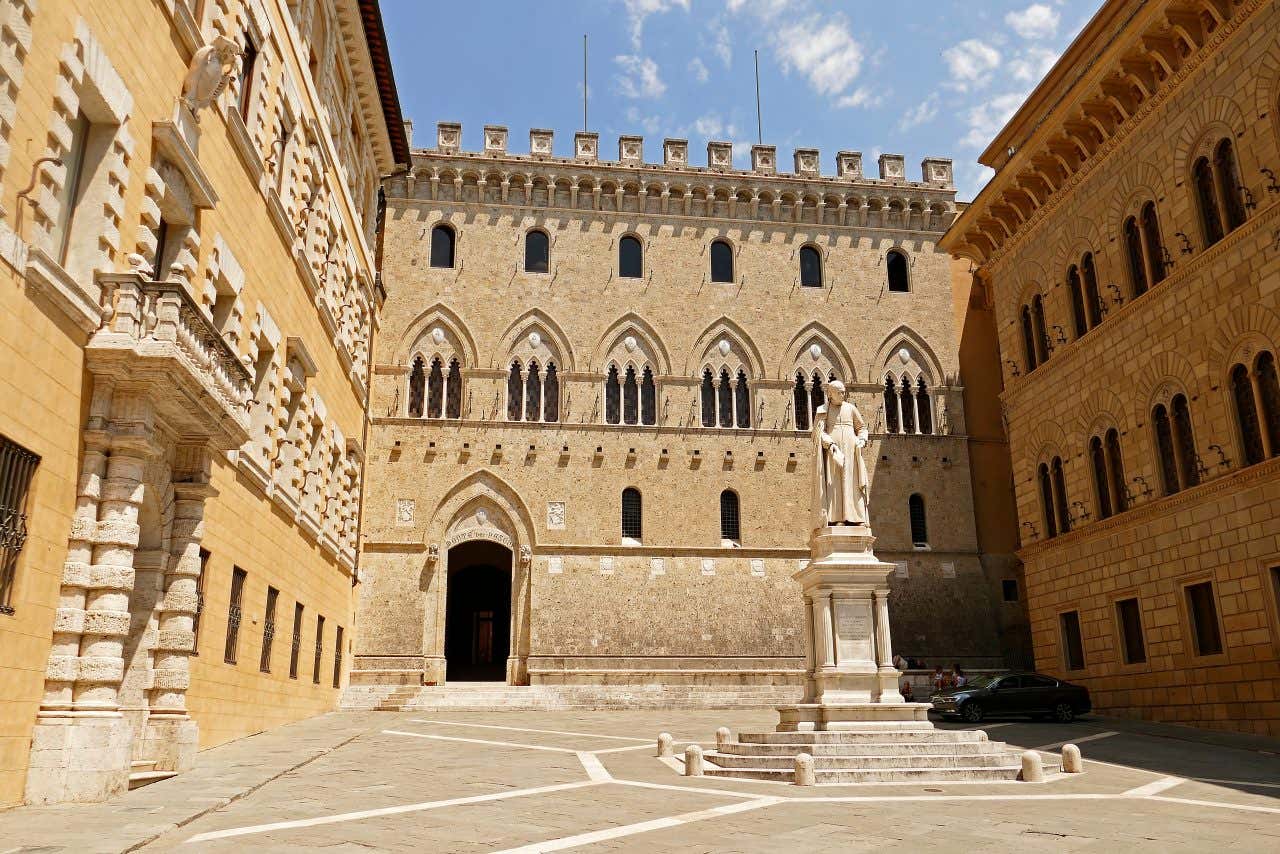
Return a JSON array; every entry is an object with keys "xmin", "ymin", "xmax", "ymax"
[
  {"xmin": 774, "ymin": 16, "xmax": 865, "ymax": 97},
  {"xmin": 614, "ymin": 54, "xmax": 667, "ymax": 98},
  {"xmin": 835, "ymin": 87, "xmax": 882, "ymax": 110},
  {"xmin": 620, "ymin": 0, "xmax": 690, "ymax": 50},
  {"xmin": 711, "ymin": 19, "xmax": 732, "ymax": 67},
  {"xmin": 689, "ymin": 57, "xmax": 710, "ymax": 83},
  {"xmin": 625, "ymin": 106, "xmax": 661, "ymax": 134},
  {"xmin": 942, "ymin": 39, "xmax": 1001, "ymax": 91},
  {"xmin": 959, "ymin": 91, "xmax": 1028, "ymax": 149},
  {"xmin": 955, "ymin": 162, "xmax": 996, "ymax": 202},
  {"xmin": 1004, "ymin": 3, "xmax": 1060, "ymax": 40},
  {"xmin": 1009, "ymin": 46, "xmax": 1058, "ymax": 82},
  {"xmin": 898, "ymin": 94, "xmax": 939, "ymax": 131},
  {"xmin": 692, "ymin": 113, "xmax": 725, "ymax": 137}
]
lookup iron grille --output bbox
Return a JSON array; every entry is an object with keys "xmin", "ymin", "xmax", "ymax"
[
  {"xmin": 260, "ymin": 586, "xmax": 279, "ymax": 672},
  {"xmin": 909, "ymin": 495, "xmax": 928, "ymax": 546},
  {"xmin": 224, "ymin": 567, "xmax": 247, "ymax": 664},
  {"xmin": 191, "ymin": 549, "xmax": 208, "ymax": 653},
  {"xmin": 720, "ymin": 490, "xmax": 740, "ymax": 542},
  {"xmin": 333, "ymin": 626, "xmax": 344, "ymax": 688},
  {"xmin": 289, "ymin": 602, "xmax": 304, "ymax": 678},
  {"xmin": 0, "ymin": 436, "xmax": 40, "ymax": 614},
  {"xmin": 313, "ymin": 614, "xmax": 325, "ymax": 684},
  {"xmin": 621, "ymin": 488, "xmax": 642, "ymax": 540}
]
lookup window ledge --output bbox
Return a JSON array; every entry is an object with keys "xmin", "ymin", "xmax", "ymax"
[
  {"xmin": 24, "ymin": 247, "xmax": 104, "ymax": 335},
  {"xmin": 152, "ymin": 111, "xmax": 218, "ymax": 209},
  {"xmin": 225, "ymin": 109, "xmax": 265, "ymax": 184}
]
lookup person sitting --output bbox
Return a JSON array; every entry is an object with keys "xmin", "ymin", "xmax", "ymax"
[
  {"xmin": 900, "ymin": 680, "xmax": 914, "ymax": 701},
  {"xmin": 953, "ymin": 664, "xmax": 968, "ymax": 687},
  {"xmin": 932, "ymin": 665, "xmax": 946, "ymax": 692}
]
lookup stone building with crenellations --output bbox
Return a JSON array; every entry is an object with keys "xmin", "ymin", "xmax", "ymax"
[
  {"xmin": 349, "ymin": 121, "xmax": 1030, "ymax": 701},
  {"xmin": 0, "ymin": 0, "xmax": 407, "ymax": 804},
  {"xmin": 942, "ymin": 0, "xmax": 1280, "ymax": 736}
]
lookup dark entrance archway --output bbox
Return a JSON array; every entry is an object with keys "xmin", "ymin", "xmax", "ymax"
[{"xmin": 444, "ymin": 541, "xmax": 512, "ymax": 682}]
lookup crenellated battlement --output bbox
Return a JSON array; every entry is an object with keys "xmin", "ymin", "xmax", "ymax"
[{"xmin": 409, "ymin": 121, "xmax": 954, "ymax": 191}]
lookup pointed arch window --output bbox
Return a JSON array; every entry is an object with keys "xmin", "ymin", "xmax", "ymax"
[
  {"xmin": 1038, "ymin": 463, "xmax": 1058, "ymax": 538},
  {"xmin": 621, "ymin": 487, "xmax": 642, "ymax": 540},
  {"xmin": 525, "ymin": 361, "xmax": 542, "ymax": 422},
  {"xmin": 445, "ymin": 360, "xmax": 462, "ymax": 418},
  {"xmin": 606, "ymin": 366, "xmax": 622, "ymax": 425},
  {"xmin": 544, "ymin": 364, "xmax": 560, "ymax": 422},
  {"xmin": 430, "ymin": 224, "xmax": 455, "ymax": 268},
  {"xmin": 916, "ymin": 378, "xmax": 933, "ymax": 434},
  {"xmin": 1194, "ymin": 156, "xmax": 1224, "ymax": 246},
  {"xmin": 407, "ymin": 357, "xmax": 426, "ymax": 417},
  {"xmin": 1124, "ymin": 216, "xmax": 1149, "ymax": 297},
  {"xmin": 887, "ymin": 250, "xmax": 909, "ymax": 292},
  {"xmin": 1214, "ymin": 139, "xmax": 1246, "ymax": 232},
  {"xmin": 1232, "ymin": 363, "xmax": 1265, "ymax": 466},
  {"xmin": 884, "ymin": 376, "xmax": 900, "ymax": 434},
  {"xmin": 507, "ymin": 361, "xmax": 524, "ymax": 421},
  {"xmin": 700, "ymin": 369, "xmax": 716, "ymax": 427},
  {"xmin": 1140, "ymin": 203, "xmax": 1165, "ymax": 286},
  {"xmin": 1020, "ymin": 305, "xmax": 1038, "ymax": 372},
  {"xmin": 710, "ymin": 239, "xmax": 734, "ymax": 283},
  {"xmin": 717, "ymin": 369, "xmax": 733, "ymax": 428},
  {"xmin": 1153, "ymin": 403, "xmax": 1180, "ymax": 495},
  {"xmin": 908, "ymin": 494, "xmax": 928, "ymax": 546},
  {"xmin": 899, "ymin": 376, "xmax": 916, "ymax": 434},
  {"xmin": 1068, "ymin": 265, "xmax": 1087, "ymax": 338},
  {"xmin": 794, "ymin": 373, "xmax": 810, "ymax": 432},
  {"xmin": 619, "ymin": 235, "xmax": 643, "ymax": 278},
  {"xmin": 427, "ymin": 358, "xmax": 445, "ymax": 418},
  {"xmin": 1090, "ymin": 436, "xmax": 1113, "ymax": 520},
  {"xmin": 799, "ymin": 245, "xmax": 822, "ymax": 287},
  {"xmin": 720, "ymin": 489, "xmax": 741, "ymax": 542},
  {"xmin": 525, "ymin": 229, "xmax": 550, "ymax": 273},
  {"xmin": 640, "ymin": 367, "xmax": 656, "ymax": 426},
  {"xmin": 623, "ymin": 366, "xmax": 639, "ymax": 425},
  {"xmin": 1051, "ymin": 456, "xmax": 1070, "ymax": 534},
  {"xmin": 810, "ymin": 372, "xmax": 824, "ymax": 422},
  {"xmin": 735, "ymin": 369, "xmax": 751, "ymax": 428}
]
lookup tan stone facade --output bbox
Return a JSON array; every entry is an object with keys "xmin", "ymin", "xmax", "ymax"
[
  {"xmin": 943, "ymin": 0, "xmax": 1280, "ymax": 735},
  {"xmin": 0, "ymin": 0, "xmax": 406, "ymax": 804},
  {"xmin": 355, "ymin": 126, "xmax": 1020, "ymax": 692}
]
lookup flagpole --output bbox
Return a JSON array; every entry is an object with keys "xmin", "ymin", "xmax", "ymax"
[{"xmin": 754, "ymin": 49, "xmax": 762, "ymax": 144}]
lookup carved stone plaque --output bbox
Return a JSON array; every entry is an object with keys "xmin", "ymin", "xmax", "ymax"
[
  {"xmin": 750, "ymin": 558, "xmax": 765, "ymax": 577},
  {"xmin": 834, "ymin": 599, "xmax": 875, "ymax": 665},
  {"xmin": 649, "ymin": 557, "xmax": 665, "ymax": 576},
  {"xmin": 942, "ymin": 562, "xmax": 956, "ymax": 579},
  {"xmin": 547, "ymin": 501, "xmax": 565, "ymax": 530},
  {"xmin": 701, "ymin": 558, "xmax": 716, "ymax": 576},
  {"xmin": 395, "ymin": 499, "xmax": 414, "ymax": 526},
  {"xmin": 600, "ymin": 556, "xmax": 615, "ymax": 575},
  {"xmin": 548, "ymin": 556, "xmax": 563, "ymax": 575}
]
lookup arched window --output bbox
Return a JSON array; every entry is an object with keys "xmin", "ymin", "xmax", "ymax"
[
  {"xmin": 908, "ymin": 494, "xmax": 928, "ymax": 546},
  {"xmin": 525, "ymin": 361, "xmax": 542, "ymax": 422},
  {"xmin": 1081, "ymin": 253, "xmax": 1101, "ymax": 329},
  {"xmin": 799, "ymin": 245, "xmax": 822, "ymax": 287},
  {"xmin": 1232, "ymin": 363, "xmax": 1265, "ymax": 466},
  {"xmin": 883, "ymin": 376, "xmax": 900, "ymax": 433},
  {"xmin": 619, "ymin": 235, "xmax": 643, "ymax": 278},
  {"xmin": 1141, "ymin": 202, "xmax": 1164, "ymax": 286},
  {"xmin": 810, "ymin": 372, "xmax": 824, "ymax": 421},
  {"xmin": 1068, "ymin": 265, "xmax": 1087, "ymax": 338},
  {"xmin": 1194, "ymin": 156, "xmax": 1224, "ymax": 246},
  {"xmin": 525, "ymin": 229, "xmax": 550, "ymax": 273},
  {"xmin": 430, "ymin": 224, "xmax": 455, "ymax": 268},
  {"xmin": 1152, "ymin": 403, "xmax": 1180, "ymax": 495},
  {"xmin": 1031, "ymin": 295, "xmax": 1049, "ymax": 364},
  {"xmin": 710, "ymin": 239, "xmax": 734, "ymax": 283},
  {"xmin": 887, "ymin": 250, "xmax": 909, "ymax": 292},
  {"xmin": 605, "ymin": 365, "xmax": 621, "ymax": 425},
  {"xmin": 636, "ymin": 367, "xmax": 654, "ymax": 426},
  {"xmin": 1051, "ymin": 456, "xmax": 1070, "ymax": 534},
  {"xmin": 407, "ymin": 357, "xmax": 426, "ymax": 417},
  {"xmin": 623, "ymin": 366, "xmax": 639, "ymax": 425},
  {"xmin": 916, "ymin": 377, "xmax": 933, "ymax": 434},
  {"xmin": 1038, "ymin": 463, "xmax": 1058, "ymax": 538},
  {"xmin": 1214, "ymin": 139, "xmax": 1246, "ymax": 231},
  {"xmin": 1020, "ymin": 305, "xmax": 1038, "ymax": 372},
  {"xmin": 427, "ymin": 357, "xmax": 444, "ymax": 418},
  {"xmin": 720, "ymin": 490, "xmax": 741, "ymax": 542},
  {"xmin": 717, "ymin": 369, "xmax": 733, "ymax": 427},
  {"xmin": 794, "ymin": 373, "xmax": 810, "ymax": 432},
  {"xmin": 701, "ymin": 369, "xmax": 716, "ymax": 427},
  {"xmin": 1124, "ymin": 216, "xmax": 1149, "ymax": 297},
  {"xmin": 1257, "ymin": 352, "xmax": 1280, "ymax": 456},
  {"xmin": 734, "ymin": 369, "xmax": 751, "ymax": 428},
  {"xmin": 899, "ymin": 376, "xmax": 916, "ymax": 434},
  {"xmin": 1172, "ymin": 394, "xmax": 1199, "ymax": 489},
  {"xmin": 1090, "ymin": 436, "xmax": 1112, "ymax": 520},
  {"xmin": 445, "ymin": 359, "xmax": 462, "ymax": 418},
  {"xmin": 1105, "ymin": 428, "xmax": 1127, "ymax": 513},
  {"xmin": 621, "ymin": 487, "xmax": 642, "ymax": 540},
  {"xmin": 544, "ymin": 364, "xmax": 560, "ymax": 422},
  {"xmin": 507, "ymin": 361, "xmax": 524, "ymax": 420}
]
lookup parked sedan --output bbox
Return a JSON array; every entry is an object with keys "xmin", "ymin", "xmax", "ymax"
[{"xmin": 930, "ymin": 673, "xmax": 1091, "ymax": 723}]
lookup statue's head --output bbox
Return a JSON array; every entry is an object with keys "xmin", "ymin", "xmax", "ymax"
[{"xmin": 825, "ymin": 379, "xmax": 846, "ymax": 405}]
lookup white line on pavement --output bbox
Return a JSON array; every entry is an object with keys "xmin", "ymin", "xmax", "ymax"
[
  {"xmin": 614, "ymin": 779, "xmax": 772, "ymax": 799},
  {"xmin": 1148, "ymin": 795, "xmax": 1280, "ymax": 815},
  {"xmin": 382, "ymin": 730, "xmax": 580, "ymax": 753},
  {"xmin": 183, "ymin": 780, "xmax": 603, "ymax": 843},
  {"xmin": 488, "ymin": 796, "xmax": 784, "ymax": 854},
  {"xmin": 407, "ymin": 719, "xmax": 650, "ymax": 742},
  {"xmin": 1123, "ymin": 776, "xmax": 1186, "ymax": 797},
  {"xmin": 576, "ymin": 752, "xmax": 612, "ymax": 782},
  {"xmin": 1032, "ymin": 731, "xmax": 1119, "ymax": 752},
  {"xmin": 1187, "ymin": 776, "xmax": 1280, "ymax": 790},
  {"xmin": 590, "ymin": 743, "xmax": 663, "ymax": 755}
]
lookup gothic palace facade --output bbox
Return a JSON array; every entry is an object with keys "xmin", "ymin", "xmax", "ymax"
[
  {"xmin": 943, "ymin": 0, "xmax": 1280, "ymax": 736},
  {"xmin": 353, "ymin": 124, "xmax": 1027, "ymax": 694}
]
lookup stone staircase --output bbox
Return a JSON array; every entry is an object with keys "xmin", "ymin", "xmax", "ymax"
[
  {"xmin": 342, "ymin": 682, "xmax": 803, "ymax": 712},
  {"xmin": 702, "ymin": 728, "xmax": 1062, "ymax": 784},
  {"xmin": 127, "ymin": 759, "xmax": 177, "ymax": 790}
]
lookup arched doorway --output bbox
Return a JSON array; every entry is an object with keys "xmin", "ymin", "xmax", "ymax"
[{"xmin": 444, "ymin": 541, "xmax": 512, "ymax": 681}]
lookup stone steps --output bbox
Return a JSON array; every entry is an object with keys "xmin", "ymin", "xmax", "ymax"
[
  {"xmin": 717, "ymin": 740, "xmax": 1010, "ymax": 757},
  {"xmin": 706, "ymin": 750, "xmax": 1025, "ymax": 770},
  {"xmin": 738, "ymin": 729, "xmax": 982, "ymax": 744},
  {"xmin": 703, "ymin": 764, "xmax": 1049, "ymax": 784},
  {"xmin": 341, "ymin": 683, "xmax": 801, "ymax": 712}
]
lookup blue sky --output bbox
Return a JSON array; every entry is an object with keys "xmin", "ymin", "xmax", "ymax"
[{"xmin": 382, "ymin": 1, "xmax": 1102, "ymax": 201}]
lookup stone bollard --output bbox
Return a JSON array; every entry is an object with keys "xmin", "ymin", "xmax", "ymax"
[
  {"xmin": 1019, "ymin": 750, "xmax": 1044, "ymax": 783},
  {"xmin": 794, "ymin": 752, "xmax": 816, "ymax": 787},
  {"xmin": 657, "ymin": 732, "xmax": 674, "ymax": 758},
  {"xmin": 684, "ymin": 744, "xmax": 704, "ymax": 776},
  {"xmin": 1062, "ymin": 743, "xmax": 1083, "ymax": 773},
  {"xmin": 716, "ymin": 726, "xmax": 731, "ymax": 750}
]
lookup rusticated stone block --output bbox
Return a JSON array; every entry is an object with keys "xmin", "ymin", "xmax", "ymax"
[
  {"xmin": 52, "ymin": 607, "xmax": 85, "ymax": 634},
  {"xmin": 87, "ymin": 564, "xmax": 135, "ymax": 590},
  {"xmin": 150, "ymin": 668, "xmax": 190, "ymax": 690},
  {"xmin": 45, "ymin": 656, "xmax": 79, "ymax": 682},
  {"xmin": 92, "ymin": 520, "xmax": 140, "ymax": 548},
  {"xmin": 82, "ymin": 610, "xmax": 131, "ymax": 636},
  {"xmin": 76, "ymin": 656, "xmax": 124, "ymax": 682},
  {"xmin": 61, "ymin": 560, "xmax": 92, "ymax": 586}
]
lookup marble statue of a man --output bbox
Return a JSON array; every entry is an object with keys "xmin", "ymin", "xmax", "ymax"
[{"xmin": 812, "ymin": 380, "xmax": 871, "ymax": 529}]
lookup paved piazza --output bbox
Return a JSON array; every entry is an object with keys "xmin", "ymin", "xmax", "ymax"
[{"xmin": 2, "ymin": 709, "xmax": 1275, "ymax": 852}]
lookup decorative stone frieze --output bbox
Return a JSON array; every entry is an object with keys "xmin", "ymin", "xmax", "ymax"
[
  {"xmin": 484, "ymin": 125, "xmax": 507, "ymax": 154},
  {"xmin": 751, "ymin": 144, "xmax": 776, "ymax": 174}
]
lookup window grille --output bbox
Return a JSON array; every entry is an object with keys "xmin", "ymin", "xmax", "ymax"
[
  {"xmin": 507, "ymin": 362, "xmax": 523, "ymax": 420},
  {"xmin": 883, "ymin": 377, "xmax": 899, "ymax": 433},
  {"xmin": 734, "ymin": 370, "xmax": 750, "ymax": 428},
  {"xmin": 289, "ymin": 602, "xmax": 304, "ymax": 679},
  {"xmin": 793, "ymin": 374, "xmax": 810, "ymax": 432},
  {"xmin": 639, "ymin": 368, "xmax": 656, "ymax": 426},
  {"xmin": 621, "ymin": 488, "xmax": 642, "ymax": 540},
  {"xmin": 720, "ymin": 490, "xmax": 740, "ymax": 541},
  {"xmin": 605, "ymin": 366, "xmax": 621, "ymax": 425},
  {"xmin": 260, "ymin": 586, "xmax": 279, "ymax": 672},
  {"xmin": 407, "ymin": 357, "xmax": 426, "ymax": 417},
  {"xmin": 717, "ymin": 369, "xmax": 733, "ymax": 428},
  {"xmin": 623, "ymin": 367, "xmax": 639, "ymax": 425},
  {"xmin": 544, "ymin": 364, "xmax": 560, "ymax": 422},
  {"xmin": 908, "ymin": 494, "xmax": 927, "ymax": 546},
  {"xmin": 525, "ymin": 362, "xmax": 542, "ymax": 421},
  {"xmin": 0, "ymin": 436, "xmax": 40, "ymax": 614},
  {"xmin": 224, "ymin": 567, "xmax": 247, "ymax": 664},
  {"xmin": 427, "ymin": 358, "xmax": 444, "ymax": 417},
  {"xmin": 899, "ymin": 377, "xmax": 916, "ymax": 434},
  {"xmin": 700, "ymin": 369, "xmax": 715, "ymax": 427},
  {"xmin": 915, "ymin": 378, "xmax": 932, "ymax": 434},
  {"xmin": 445, "ymin": 359, "xmax": 462, "ymax": 418},
  {"xmin": 313, "ymin": 614, "xmax": 325, "ymax": 684},
  {"xmin": 333, "ymin": 625, "xmax": 345, "ymax": 688},
  {"xmin": 191, "ymin": 548, "xmax": 208, "ymax": 653}
]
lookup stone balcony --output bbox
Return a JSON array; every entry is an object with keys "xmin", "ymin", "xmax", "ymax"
[{"xmin": 89, "ymin": 272, "xmax": 252, "ymax": 450}]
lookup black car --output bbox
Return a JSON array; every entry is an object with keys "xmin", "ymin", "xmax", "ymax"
[{"xmin": 929, "ymin": 672, "xmax": 1091, "ymax": 723}]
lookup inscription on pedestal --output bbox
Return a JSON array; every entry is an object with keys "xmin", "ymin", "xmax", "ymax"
[{"xmin": 833, "ymin": 599, "xmax": 875, "ymax": 665}]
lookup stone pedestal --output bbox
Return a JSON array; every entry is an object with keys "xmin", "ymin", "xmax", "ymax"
[
  {"xmin": 776, "ymin": 525, "xmax": 929, "ymax": 731},
  {"xmin": 25, "ymin": 715, "xmax": 133, "ymax": 804},
  {"xmin": 140, "ymin": 715, "xmax": 199, "ymax": 772}
]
